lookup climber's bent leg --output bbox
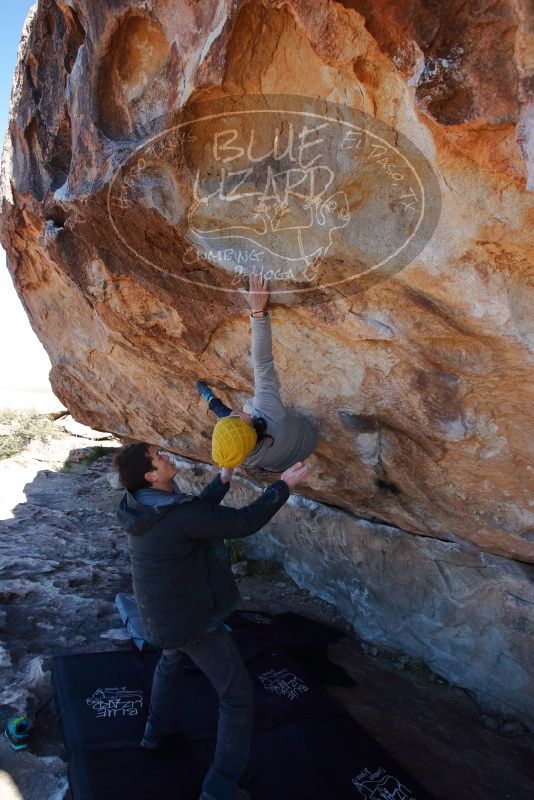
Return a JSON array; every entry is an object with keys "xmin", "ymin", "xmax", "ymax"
[
  {"xmin": 197, "ymin": 380, "xmax": 233, "ymax": 419},
  {"xmin": 208, "ymin": 397, "xmax": 233, "ymax": 419}
]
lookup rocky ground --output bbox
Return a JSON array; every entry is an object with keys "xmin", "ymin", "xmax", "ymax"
[{"xmin": 0, "ymin": 425, "xmax": 533, "ymax": 800}]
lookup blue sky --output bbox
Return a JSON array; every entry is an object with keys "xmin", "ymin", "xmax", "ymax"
[
  {"xmin": 0, "ymin": 2, "xmax": 54, "ymax": 394},
  {"xmin": 0, "ymin": 3, "xmax": 35, "ymax": 145}
]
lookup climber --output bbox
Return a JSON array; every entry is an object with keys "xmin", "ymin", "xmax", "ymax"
[
  {"xmin": 114, "ymin": 442, "xmax": 309, "ymax": 800},
  {"xmin": 197, "ymin": 272, "xmax": 319, "ymax": 473}
]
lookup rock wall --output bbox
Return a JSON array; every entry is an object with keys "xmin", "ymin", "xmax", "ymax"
[
  {"xmin": 1, "ymin": 0, "xmax": 533, "ymax": 725},
  {"xmin": 1, "ymin": 0, "xmax": 533, "ymax": 561}
]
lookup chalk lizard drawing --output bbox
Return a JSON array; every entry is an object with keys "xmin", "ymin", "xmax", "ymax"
[
  {"xmin": 86, "ymin": 687, "xmax": 143, "ymax": 719},
  {"xmin": 352, "ymin": 767, "xmax": 415, "ymax": 800}
]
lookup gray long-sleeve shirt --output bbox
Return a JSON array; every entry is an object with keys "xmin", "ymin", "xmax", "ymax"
[{"xmin": 241, "ymin": 312, "xmax": 319, "ymax": 472}]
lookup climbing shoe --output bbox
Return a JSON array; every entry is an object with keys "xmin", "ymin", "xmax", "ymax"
[
  {"xmin": 4, "ymin": 714, "xmax": 32, "ymax": 750},
  {"xmin": 196, "ymin": 380, "xmax": 215, "ymax": 404}
]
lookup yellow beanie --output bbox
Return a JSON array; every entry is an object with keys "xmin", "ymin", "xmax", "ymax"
[{"xmin": 212, "ymin": 417, "xmax": 258, "ymax": 468}]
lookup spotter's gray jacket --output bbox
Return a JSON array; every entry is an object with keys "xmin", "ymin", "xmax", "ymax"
[
  {"xmin": 242, "ymin": 312, "xmax": 319, "ymax": 472},
  {"xmin": 116, "ymin": 473, "xmax": 289, "ymax": 649}
]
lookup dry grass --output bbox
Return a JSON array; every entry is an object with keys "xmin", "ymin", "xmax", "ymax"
[{"xmin": 0, "ymin": 408, "xmax": 65, "ymax": 460}]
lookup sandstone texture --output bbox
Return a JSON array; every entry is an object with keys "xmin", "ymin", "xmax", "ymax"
[
  {"xmin": 1, "ymin": 0, "xmax": 534, "ymax": 738},
  {"xmin": 1, "ymin": 0, "xmax": 533, "ymax": 562}
]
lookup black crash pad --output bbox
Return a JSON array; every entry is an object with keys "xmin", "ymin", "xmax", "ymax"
[
  {"xmin": 279, "ymin": 715, "xmax": 432, "ymax": 800},
  {"xmin": 224, "ymin": 609, "xmax": 356, "ymax": 687},
  {"xmin": 52, "ymin": 650, "xmax": 157, "ymax": 756},
  {"xmin": 190, "ymin": 720, "xmax": 432, "ymax": 800},
  {"xmin": 68, "ymin": 742, "xmax": 205, "ymax": 800},
  {"xmin": 172, "ymin": 643, "xmax": 344, "ymax": 739},
  {"xmin": 247, "ymin": 647, "xmax": 345, "ymax": 723},
  {"xmin": 189, "ymin": 727, "xmax": 336, "ymax": 800},
  {"xmin": 225, "ymin": 609, "xmax": 345, "ymax": 652},
  {"xmin": 53, "ymin": 642, "xmax": 434, "ymax": 800}
]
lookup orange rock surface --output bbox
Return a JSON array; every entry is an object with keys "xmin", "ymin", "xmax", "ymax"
[{"xmin": 1, "ymin": 0, "xmax": 533, "ymax": 561}]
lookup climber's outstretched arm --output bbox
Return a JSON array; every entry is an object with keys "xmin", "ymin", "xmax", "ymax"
[{"xmin": 245, "ymin": 274, "xmax": 286, "ymax": 420}]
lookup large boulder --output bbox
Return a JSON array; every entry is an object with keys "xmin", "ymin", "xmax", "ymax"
[
  {"xmin": 1, "ymin": 0, "xmax": 533, "ymax": 728},
  {"xmin": 2, "ymin": 0, "xmax": 533, "ymax": 561}
]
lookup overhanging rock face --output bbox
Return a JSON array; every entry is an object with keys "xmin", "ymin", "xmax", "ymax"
[
  {"xmin": 1, "ymin": 0, "xmax": 533, "ymax": 721},
  {"xmin": 1, "ymin": 0, "xmax": 534, "ymax": 561}
]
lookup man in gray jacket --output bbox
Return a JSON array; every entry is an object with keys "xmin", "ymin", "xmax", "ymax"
[{"xmin": 115, "ymin": 442, "xmax": 308, "ymax": 800}]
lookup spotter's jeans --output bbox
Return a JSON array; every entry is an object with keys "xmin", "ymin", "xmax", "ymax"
[{"xmin": 144, "ymin": 624, "xmax": 253, "ymax": 800}]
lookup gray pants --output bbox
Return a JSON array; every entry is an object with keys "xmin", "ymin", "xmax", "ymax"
[{"xmin": 144, "ymin": 624, "xmax": 253, "ymax": 800}]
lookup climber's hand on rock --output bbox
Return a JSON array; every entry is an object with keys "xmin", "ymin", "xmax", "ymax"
[
  {"xmin": 280, "ymin": 461, "xmax": 309, "ymax": 490},
  {"xmin": 220, "ymin": 467, "xmax": 233, "ymax": 485},
  {"xmin": 246, "ymin": 272, "xmax": 269, "ymax": 313}
]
